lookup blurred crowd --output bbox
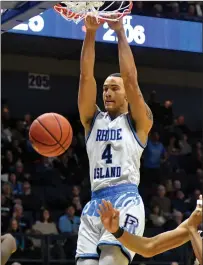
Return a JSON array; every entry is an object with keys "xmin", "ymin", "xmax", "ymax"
[
  {"xmin": 1, "ymin": 90, "xmax": 203, "ymax": 264},
  {"xmin": 131, "ymin": 1, "xmax": 203, "ymax": 21}
]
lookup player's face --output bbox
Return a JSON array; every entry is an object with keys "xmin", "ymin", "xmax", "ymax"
[{"xmin": 103, "ymin": 76, "xmax": 127, "ymax": 113}]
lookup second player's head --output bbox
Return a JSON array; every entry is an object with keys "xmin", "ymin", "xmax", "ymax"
[{"xmin": 103, "ymin": 73, "xmax": 128, "ymax": 116}]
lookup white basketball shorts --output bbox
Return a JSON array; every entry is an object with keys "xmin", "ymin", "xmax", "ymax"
[{"xmin": 76, "ymin": 184, "xmax": 145, "ymax": 263}]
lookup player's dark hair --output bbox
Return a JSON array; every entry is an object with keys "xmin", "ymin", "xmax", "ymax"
[{"xmin": 109, "ymin": 73, "xmax": 122, "ymax": 78}]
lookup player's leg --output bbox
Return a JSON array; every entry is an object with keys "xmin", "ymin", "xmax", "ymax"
[
  {"xmin": 99, "ymin": 245, "xmax": 129, "ymax": 265},
  {"xmin": 98, "ymin": 194, "xmax": 145, "ymax": 264},
  {"xmin": 77, "ymin": 259, "xmax": 99, "ymax": 265},
  {"xmin": 76, "ymin": 201, "xmax": 100, "ymax": 263}
]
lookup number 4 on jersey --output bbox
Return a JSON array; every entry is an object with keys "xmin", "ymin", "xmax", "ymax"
[{"xmin": 102, "ymin": 144, "xmax": 112, "ymax": 164}]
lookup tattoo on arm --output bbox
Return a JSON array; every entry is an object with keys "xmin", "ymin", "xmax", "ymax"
[
  {"xmin": 137, "ymin": 86, "xmax": 144, "ymax": 99},
  {"xmin": 135, "ymin": 85, "xmax": 153, "ymax": 122},
  {"xmin": 145, "ymin": 104, "xmax": 153, "ymax": 121}
]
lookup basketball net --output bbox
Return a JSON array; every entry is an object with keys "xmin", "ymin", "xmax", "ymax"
[{"xmin": 54, "ymin": 1, "xmax": 133, "ymax": 24}]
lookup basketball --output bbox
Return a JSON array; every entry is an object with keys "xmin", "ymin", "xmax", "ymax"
[{"xmin": 29, "ymin": 113, "xmax": 73, "ymax": 157}]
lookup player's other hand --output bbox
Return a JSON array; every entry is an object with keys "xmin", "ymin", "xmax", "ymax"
[
  {"xmin": 188, "ymin": 195, "xmax": 202, "ymax": 230},
  {"xmin": 108, "ymin": 18, "xmax": 124, "ymax": 32},
  {"xmin": 98, "ymin": 199, "xmax": 120, "ymax": 233},
  {"xmin": 85, "ymin": 14, "xmax": 103, "ymax": 31}
]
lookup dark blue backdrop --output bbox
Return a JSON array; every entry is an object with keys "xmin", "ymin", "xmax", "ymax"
[{"xmin": 9, "ymin": 9, "xmax": 203, "ymax": 53}]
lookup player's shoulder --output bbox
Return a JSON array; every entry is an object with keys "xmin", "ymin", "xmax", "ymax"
[{"xmin": 94, "ymin": 109, "xmax": 108, "ymax": 120}]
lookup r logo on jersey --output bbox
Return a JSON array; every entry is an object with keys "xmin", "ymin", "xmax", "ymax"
[{"xmin": 124, "ymin": 214, "xmax": 139, "ymax": 234}]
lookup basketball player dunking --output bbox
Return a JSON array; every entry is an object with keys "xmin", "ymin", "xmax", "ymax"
[{"xmin": 76, "ymin": 15, "xmax": 153, "ymax": 265}]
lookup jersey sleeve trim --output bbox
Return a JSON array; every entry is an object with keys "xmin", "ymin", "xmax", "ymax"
[
  {"xmin": 126, "ymin": 114, "xmax": 147, "ymax": 149},
  {"xmin": 85, "ymin": 110, "xmax": 100, "ymax": 144}
]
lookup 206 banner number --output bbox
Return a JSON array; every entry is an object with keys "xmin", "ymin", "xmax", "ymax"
[{"xmin": 102, "ymin": 16, "xmax": 146, "ymax": 45}]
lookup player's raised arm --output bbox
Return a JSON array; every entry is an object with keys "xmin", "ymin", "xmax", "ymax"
[
  {"xmin": 78, "ymin": 15, "xmax": 101, "ymax": 132},
  {"xmin": 98, "ymin": 200, "xmax": 203, "ymax": 258},
  {"xmin": 108, "ymin": 19, "xmax": 153, "ymax": 145}
]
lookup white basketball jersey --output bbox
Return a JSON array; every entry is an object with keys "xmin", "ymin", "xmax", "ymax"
[{"xmin": 86, "ymin": 111, "xmax": 145, "ymax": 192}]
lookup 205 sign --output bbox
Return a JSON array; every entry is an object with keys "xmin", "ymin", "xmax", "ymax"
[{"xmin": 28, "ymin": 73, "xmax": 50, "ymax": 90}]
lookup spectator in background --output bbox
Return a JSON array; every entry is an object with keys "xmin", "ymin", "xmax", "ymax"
[
  {"xmin": 2, "ymin": 182, "xmax": 13, "ymax": 203},
  {"xmin": 1, "ymin": 122, "xmax": 12, "ymax": 143},
  {"xmin": 196, "ymin": 2, "xmax": 203, "ymax": 17},
  {"xmin": 175, "ymin": 115, "xmax": 190, "ymax": 138},
  {"xmin": 23, "ymin": 113, "xmax": 32, "ymax": 132},
  {"xmin": 149, "ymin": 205, "xmax": 166, "ymax": 227},
  {"xmin": 167, "ymin": 135, "xmax": 180, "ymax": 171},
  {"xmin": 32, "ymin": 209, "xmax": 58, "ymax": 235},
  {"xmin": 9, "ymin": 173, "xmax": 23, "ymax": 195},
  {"xmin": 165, "ymin": 179, "xmax": 174, "ymax": 199},
  {"xmin": 8, "ymin": 219, "xmax": 25, "ymax": 253},
  {"xmin": 162, "ymin": 100, "xmax": 174, "ymax": 128},
  {"xmin": 15, "ymin": 161, "xmax": 25, "ymax": 182},
  {"xmin": 2, "ymin": 106, "xmax": 12, "ymax": 128},
  {"xmin": 2, "ymin": 150, "xmax": 15, "ymax": 174},
  {"xmin": 185, "ymin": 189, "xmax": 202, "ymax": 213},
  {"xmin": 143, "ymin": 132, "xmax": 167, "ymax": 185},
  {"xmin": 12, "ymin": 121, "xmax": 25, "ymax": 142},
  {"xmin": 151, "ymin": 185, "xmax": 171, "ymax": 217},
  {"xmin": 19, "ymin": 181, "xmax": 40, "ymax": 211},
  {"xmin": 67, "ymin": 147, "xmax": 79, "ymax": 168},
  {"xmin": 196, "ymin": 169, "xmax": 203, "ymax": 191},
  {"xmin": 172, "ymin": 190, "xmax": 188, "ymax": 214},
  {"xmin": 13, "ymin": 198, "xmax": 23, "ymax": 206},
  {"xmin": 195, "ymin": 141, "xmax": 203, "ymax": 156},
  {"xmin": 72, "ymin": 185, "xmax": 81, "ymax": 197},
  {"xmin": 179, "ymin": 134, "xmax": 192, "ymax": 155},
  {"xmin": 58, "ymin": 205, "xmax": 80, "ymax": 234},
  {"xmin": 164, "ymin": 210, "xmax": 183, "ymax": 230},
  {"xmin": 170, "ymin": 2, "xmax": 180, "ymax": 19},
  {"xmin": 12, "ymin": 204, "xmax": 30, "ymax": 232},
  {"xmin": 11, "ymin": 140, "xmax": 23, "ymax": 160},
  {"xmin": 192, "ymin": 141, "xmax": 203, "ymax": 171},
  {"xmin": 187, "ymin": 4, "xmax": 196, "ymax": 17},
  {"xmin": 8, "ymin": 218, "xmax": 22, "ymax": 234},
  {"xmin": 134, "ymin": 1, "xmax": 144, "ymax": 15},
  {"xmin": 167, "ymin": 135, "xmax": 180, "ymax": 156},
  {"xmin": 153, "ymin": 3, "xmax": 163, "ymax": 17},
  {"xmin": 173, "ymin": 180, "xmax": 182, "ymax": 192},
  {"xmin": 72, "ymin": 196, "xmax": 82, "ymax": 216},
  {"xmin": 178, "ymin": 133, "xmax": 192, "ymax": 170}
]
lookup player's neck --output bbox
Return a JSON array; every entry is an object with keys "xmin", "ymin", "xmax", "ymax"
[
  {"xmin": 107, "ymin": 107, "xmax": 128, "ymax": 120},
  {"xmin": 107, "ymin": 112, "xmax": 125, "ymax": 120}
]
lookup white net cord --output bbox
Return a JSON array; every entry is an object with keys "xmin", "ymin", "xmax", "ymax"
[
  {"xmin": 60, "ymin": 2, "xmax": 104, "ymax": 24},
  {"xmin": 55, "ymin": 1, "xmax": 132, "ymax": 24}
]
